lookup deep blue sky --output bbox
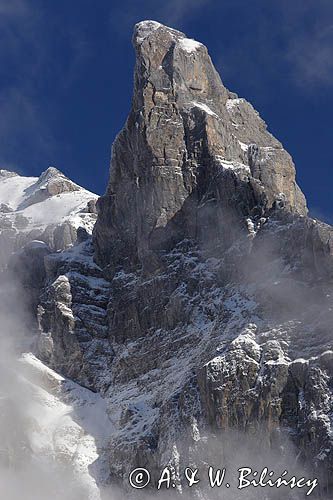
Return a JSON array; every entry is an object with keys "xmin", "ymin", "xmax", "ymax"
[{"xmin": 0, "ymin": 0, "xmax": 332, "ymax": 222}]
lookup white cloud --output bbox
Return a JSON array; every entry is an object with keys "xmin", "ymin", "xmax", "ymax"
[
  {"xmin": 287, "ymin": 23, "xmax": 333, "ymax": 88},
  {"xmin": 271, "ymin": 0, "xmax": 333, "ymax": 89},
  {"xmin": 211, "ymin": 0, "xmax": 333, "ymax": 93}
]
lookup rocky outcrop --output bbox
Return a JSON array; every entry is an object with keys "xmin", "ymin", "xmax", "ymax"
[
  {"xmin": 94, "ymin": 21, "xmax": 307, "ymax": 272},
  {"xmin": 37, "ymin": 240, "xmax": 113, "ymax": 392},
  {"xmin": 89, "ymin": 21, "xmax": 332, "ymax": 496},
  {"xmin": 38, "ymin": 234, "xmax": 333, "ymax": 497}
]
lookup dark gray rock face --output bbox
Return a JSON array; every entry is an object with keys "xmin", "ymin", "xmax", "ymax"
[
  {"xmin": 94, "ymin": 21, "xmax": 307, "ymax": 272},
  {"xmin": 37, "ymin": 240, "xmax": 113, "ymax": 392},
  {"xmin": 8, "ymin": 240, "xmax": 52, "ymax": 317}
]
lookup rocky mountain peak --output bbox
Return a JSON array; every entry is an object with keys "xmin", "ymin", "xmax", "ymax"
[
  {"xmin": 20, "ymin": 166, "xmax": 81, "ymax": 209},
  {"xmin": 37, "ymin": 165, "xmax": 69, "ymax": 183},
  {"xmin": 4, "ymin": 21, "xmax": 331, "ymax": 498},
  {"xmin": 94, "ymin": 21, "xmax": 307, "ymax": 271},
  {"xmin": 133, "ymin": 20, "xmax": 185, "ymax": 44},
  {"xmin": 0, "ymin": 166, "xmax": 98, "ymax": 268},
  {"xmin": 132, "ymin": 19, "xmax": 222, "ymax": 105}
]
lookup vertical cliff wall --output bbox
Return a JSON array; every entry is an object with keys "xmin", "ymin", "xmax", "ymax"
[{"xmin": 93, "ymin": 21, "xmax": 307, "ymax": 272}]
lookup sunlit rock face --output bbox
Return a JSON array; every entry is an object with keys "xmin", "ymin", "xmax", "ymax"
[{"xmin": 93, "ymin": 20, "xmax": 307, "ymax": 272}]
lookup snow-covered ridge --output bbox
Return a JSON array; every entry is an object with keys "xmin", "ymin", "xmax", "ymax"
[
  {"xmin": 0, "ymin": 169, "xmax": 19, "ymax": 178},
  {"xmin": 0, "ymin": 166, "xmax": 98, "ymax": 257},
  {"xmin": 0, "ymin": 166, "xmax": 94, "ymax": 212}
]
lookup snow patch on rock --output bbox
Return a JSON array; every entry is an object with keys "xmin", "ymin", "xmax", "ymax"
[
  {"xmin": 179, "ymin": 38, "xmax": 202, "ymax": 53},
  {"xmin": 192, "ymin": 101, "xmax": 218, "ymax": 117}
]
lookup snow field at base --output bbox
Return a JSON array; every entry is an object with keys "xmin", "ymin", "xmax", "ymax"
[
  {"xmin": 0, "ymin": 169, "xmax": 98, "ymax": 236},
  {"xmin": 17, "ymin": 353, "xmax": 113, "ymax": 499}
]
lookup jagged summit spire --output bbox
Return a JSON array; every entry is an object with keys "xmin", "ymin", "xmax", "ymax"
[
  {"xmin": 38, "ymin": 166, "xmax": 65, "ymax": 180},
  {"xmin": 133, "ymin": 21, "xmax": 206, "ymax": 68},
  {"xmin": 133, "ymin": 20, "xmax": 206, "ymax": 60},
  {"xmin": 94, "ymin": 21, "xmax": 307, "ymax": 271},
  {"xmin": 133, "ymin": 20, "xmax": 186, "ymax": 44}
]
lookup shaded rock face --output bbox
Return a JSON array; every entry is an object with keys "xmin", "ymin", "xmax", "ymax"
[
  {"xmin": 37, "ymin": 241, "xmax": 113, "ymax": 392},
  {"xmin": 94, "ymin": 21, "xmax": 307, "ymax": 271},
  {"xmin": 8, "ymin": 240, "xmax": 51, "ymax": 319}
]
